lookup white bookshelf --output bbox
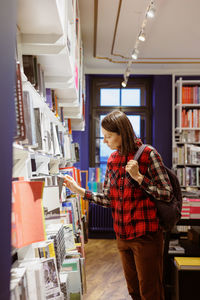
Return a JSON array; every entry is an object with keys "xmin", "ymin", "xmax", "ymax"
[
  {"xmin": 172, "ymin": 75, "xmax": 200, "ymax": 189},
  {"xmin": 17, "ymin": 0, "xmax": 84, "ymax": 122},
  {"xmin": 11, "ymin": 1, "xmax": 86, "ymax": 298}
]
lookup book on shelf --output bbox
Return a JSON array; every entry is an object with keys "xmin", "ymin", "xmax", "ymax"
[
  {"xmin": 45, "ymin": 223, "xmax": 66, "ymax": 272},
  {"xmin": 22, "ymin": 90, "xmax": 37, "ymax": 147},
  {"xmin": 185, "ymin": 144, "xmax": 200, "ymax": 164},
  {"xmin": 34, "ymin": 240, "xmax": 56, "ymax": 260},
  {"xmin": 35, "ymin": 155, "xmax": 50, "ymax": 176},
  {"xmin": 63, "ymin": 224, "xmax": 76, "ymax": 251},
  {"xmin": 15, "ymin": 61, "xmax": 26, "ymax": 141},
  {"xmin": 42, "ymin": 186, "xmax": 60, "ymax": 217},
  {"xmin": 59, "ymin": 272, "xmax": 70, "ymax": 300},
  {"xmin": 10, "ymin": 267, "xmax": 28, "ymax": 300},
  {"xmin": 34, "ymin": 107, "xmax": 43, "ymax": 150},
  {"xmin": 174, "ymin": 256, "xmax": 200, "ymax": 270},
  {"xmin": 46, "ymin": 88, "xmax": 53, "ymax": 110},
  {"xmin": 181, "ymin": 108, "xmax": 200, "ymax": 128},
  {"xmin": 37, "ymin": 63, "xmax": 46, "ymax": 100},
  {"xmin": 41, "ymin": 257, "xmax": 61, "ymax": 299},
  {"xmin": 182, "ymin": 86, "xmax": 200, "ymax": 104},
  {"xmin": 181, "ymin": 197, "xmax": 200, "ymax": 219},
  {"xmin": 177, "ymin": 167, "xmax": 200, "ymax": 187},
  {"xmin": 61, "ymin": 257, "xmax": 82, "ymax": 295},
  {"xmin": 51, "ymin": 123, "xmax": 62, "ymax": 156},
  {"xmin": 16, "ymin": 259, "xmax": 46, "ymax": 300},
  {"xmin": 22, "ymin": 55, "xmax": 36, "ymax": 87},
  {"xmin": 168, "ymin": 239, "xmax": 185, "ymax": 254},
  {"xmin": 17, "ymin": 239, "xmax": 56, "ymax": 261},
  {"xmin": 40, "ymin": 112, "xmax": 53, "ymax": 154},
  {"xmin": 11, "ymin": 181, "xmax": 45, "ymax": 249}
]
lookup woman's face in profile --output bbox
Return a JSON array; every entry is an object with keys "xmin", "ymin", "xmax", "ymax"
[{"xmin": 102, "ymin": 128, "xmax": 122, "ymax": 150}]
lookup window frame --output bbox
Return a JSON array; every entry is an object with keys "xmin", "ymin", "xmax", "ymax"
[{"xmin": 89, "ymin": 76, "xmax": 152, "ymax": 167}]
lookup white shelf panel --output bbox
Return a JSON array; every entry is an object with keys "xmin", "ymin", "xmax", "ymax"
[
  {"xmin": 176, "ymin": 79, "xmax": 200, "ymax": 86},
  {"xmin": 21, "ymin": 42, "xmax": 65, "ymax": 56},
  {"xmin": 175, "ymin": 127, "xmax": 200, "ymax": 131},
  {"xmin": 63, "ymin": 105, "xmax": 82, "ymax": 119},
  {"xmin": 58, "ymin": 100, "xmax": 79, "ymax": 107},
  {"xmin": 71, "ymin": 119, "xmax": 85, "ymax": 131},
  {"xmin": 38, "ymin": 47, "xmax": 74, "ymax": 78},
  {"xmin": 56, "ymin": 87, "xmax": 78, "ymax": 99},
  {"xmin": 176, "ymin": 104, "xmax": 200, "ymax": 107},
  {"xmin": 17, "ymin": 0, "xmax": 64, "ymax": 36}
]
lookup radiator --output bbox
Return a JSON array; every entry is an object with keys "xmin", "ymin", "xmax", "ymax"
[{"xmin": 89, "ymin": 203, "xmax": 114, "ymax": 232}]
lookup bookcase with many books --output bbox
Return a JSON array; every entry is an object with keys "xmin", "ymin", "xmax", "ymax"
[
  {"xmin": 173, "ymin": 76, "xmax": 200, "ymax": 191},
  {"xmin": 172, "ymin": 75, "xmax": 200, "ymax": 229},
  {"xmin": 166, "ymin": 75, "xmax": 200, "ymax": 300},
  {"xmin": 10, "ymin": 1, "xmax": 86, "ymax": 299}
]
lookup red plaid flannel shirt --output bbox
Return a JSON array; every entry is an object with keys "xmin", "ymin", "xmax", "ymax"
[{"xmin": 84, "ymin": 140, "xmax": 173, "ymax": 239}]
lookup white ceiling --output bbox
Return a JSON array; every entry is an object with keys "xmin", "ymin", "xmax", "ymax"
[{"xmin": 78, "ymin": 0, "xmax": 200, "ymax": 75}]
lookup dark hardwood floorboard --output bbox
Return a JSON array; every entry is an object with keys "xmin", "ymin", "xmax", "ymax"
[{"xmin": 83, "ymin": 239, "xmax": 132, "ymax": 300}]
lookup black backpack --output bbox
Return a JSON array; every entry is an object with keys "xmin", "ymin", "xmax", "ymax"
[{"xmin": 134, "ymin": 144, "xmax": 182, "ymax": 232}]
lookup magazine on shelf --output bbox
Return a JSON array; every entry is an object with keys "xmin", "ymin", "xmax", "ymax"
[{"xmin": 41, "ymin": 257, "xmax": 61, "ymax": 299}]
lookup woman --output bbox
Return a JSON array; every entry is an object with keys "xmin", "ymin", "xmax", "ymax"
[{"xmin": 64, "ymin": 110, "xmax": 172, "ymax": 300}]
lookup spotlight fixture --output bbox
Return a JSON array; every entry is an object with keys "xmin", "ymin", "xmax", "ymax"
[
  {"xmin": 121, "ymin": 80, "xmax": 127, "ymax": 88},
  {"xmin": 131, "ymin": 48, "xmax": 139, "ymax": 60},
  {"xmin": 138, "ymin": 30, "xmax": 145, "ymax": 42},
  {"xmin": 147, "ymin": 1, "xmax": 156, "ymax": 18}
]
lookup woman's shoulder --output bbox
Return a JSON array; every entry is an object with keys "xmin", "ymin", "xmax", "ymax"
[
  {"xmin": 107, "ymin": 150, "xmax": 119, "ymax": 162},
  {"xmin": 141, "ymin": 144, "xmax": 163, "ymax": 162},
  {"xmin": 107, "ymin": 150, "xmax": 125, "ymax": 165}
]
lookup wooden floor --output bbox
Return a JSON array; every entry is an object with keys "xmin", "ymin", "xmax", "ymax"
[{"xmin": 83, "ymin": 239, "xmax": 132, "ymax": 300}]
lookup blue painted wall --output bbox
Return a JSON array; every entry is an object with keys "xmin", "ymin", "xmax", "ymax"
[
  {"xmin": 72, "ymin": 74, "xmax": 173, "ymax": 171},
  {"xmin": 72, "ymin": 76, "xmax": 90, "ymax": 171}
]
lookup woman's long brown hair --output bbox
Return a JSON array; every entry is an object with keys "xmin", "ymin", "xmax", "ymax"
[{"xmin": 101, "ymin": 110, "xmax": 138, "ymax": 155}]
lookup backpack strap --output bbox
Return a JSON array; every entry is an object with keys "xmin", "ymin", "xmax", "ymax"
[{"xmin": 134, "ymin": 144, "xmax": 148, "ymax": 161}]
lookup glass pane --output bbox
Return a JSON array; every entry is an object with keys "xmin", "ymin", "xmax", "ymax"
[
  {"xmin": 95, "ymin": 139, "xmax": 100, "ymax": 164},
  {"xmin": 127, "ymin": 115, "xmax": 141, "ymax": 138},
  {"xmin": 100, "ymin": 115, "xmax": 106, "ymax": 137},
  {"xmin": 121, "ymin": 89, "xmax": 141, "ymax": 106},
  {"xmin": 100, "ymin": 139, "xmax": 114, "ymax": 162},
  {"xmin": 100, "ymin": 89, "xmax": 120, "ymax": 106},
  {"xmin": 95, "ymin": 138, "xmax": 114, "ymax": 166},
  {"xmin": 99, "ymin": 163, "xmax": 107, "ymax": 181}
]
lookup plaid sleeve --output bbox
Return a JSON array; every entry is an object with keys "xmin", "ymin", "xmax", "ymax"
[
  {"xmin": 83, "ymin": 166, "xmax": 111, "ymax": 207},
  {"xmin": 140, "ymin": 149, "xmax": 173, "ymax": 202}
]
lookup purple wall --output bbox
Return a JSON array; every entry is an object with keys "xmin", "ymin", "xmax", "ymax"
[
  {"xmin": 72, "ymin": 76, "xmax": 90, "ymax": 171},
  {"xmin": 0, "ymin": 1, "xmax": 16, "ymax": 299},
  {"xmin": 73, "ymin": 74, "xmax": 173, "ymax": 171},
  {"xmin": 152, "ymin": 75, "xmax": 172, "ymax": 167}
]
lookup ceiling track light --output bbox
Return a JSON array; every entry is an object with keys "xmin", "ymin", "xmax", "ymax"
[
  {"xmin": 122, "ymin": 73, "xmax": 128, "ymax": 87},
  {"xmin": 121, "ymin": 80, "xmax": 127, "ymax": 88},
  {"xmin": 122, "ymin": 0, "xmax": 156, "ymax": 88},
  {"xmin": 138, "ymin": 30, "xmax": 146, "ymax": 42},
  {"xmin": 131, "ymin": 48, "xmax": 139, "ymax": 60},
  {"xmin": 147, "ymin": 1, "xmax": 156, "ymax": 18}
]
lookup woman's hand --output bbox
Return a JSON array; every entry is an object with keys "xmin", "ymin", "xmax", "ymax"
[
  {"xmin": 125, "ymin": 160, "xmax": 144, "ymax": 185},
  {"xmin": 64, "ymin": 175, "xmax": 85, "ymax": 196}
]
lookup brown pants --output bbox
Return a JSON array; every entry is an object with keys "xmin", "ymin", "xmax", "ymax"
[{"xmin": 117, "ymin": 230, "xmax": 164, "ymax": 300}]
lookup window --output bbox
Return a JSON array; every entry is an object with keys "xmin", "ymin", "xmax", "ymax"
[{"xmin": 90, "ymin": 76, "xmax": 152, "ymax": 169}]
